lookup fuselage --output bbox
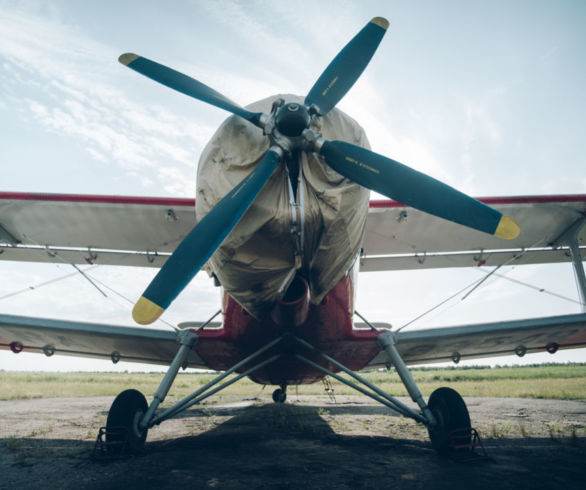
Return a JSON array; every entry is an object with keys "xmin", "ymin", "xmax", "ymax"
[{"xmin": 194, "ymin": 273, "xmax": 381, "ymax": 386}]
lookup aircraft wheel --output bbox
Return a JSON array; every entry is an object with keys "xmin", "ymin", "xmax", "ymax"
[
  {"xmin": 272, "ymin": 388, "xmax": 287, "ymax": 403},
  {"xmin": 106, "ymin": 389, "xmax": 148, "ymax": 454},
  {"xmin": 427, "ymin": 387, "xmax": 471, "ymax": 454}
]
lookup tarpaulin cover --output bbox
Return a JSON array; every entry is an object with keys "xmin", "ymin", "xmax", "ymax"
[{"xmin": 196, "ymin": 95, "xmax": 370, "ymax": 318}]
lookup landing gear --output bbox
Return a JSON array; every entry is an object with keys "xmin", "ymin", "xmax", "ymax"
[
  {"xmin": 427, "ymin": 387, "xmax": 471, "ymax": 454},
  {"xmin": 272, "ymin": 387, "xmax": 287, "ymax": 403},
  {"xmin": 106, "ymin": 389, "xmax": 148, "ymax": 454},
  {"xmin": 98, "ymin": 323, "xmax": 474, "ymax": 457},
  {"xmin": 291, "ymin": 330, "xmax": 477, "ymax": 455},
  {"xmin": 100, "ymin": 330, "xmax": 284, "ymax": 454}
]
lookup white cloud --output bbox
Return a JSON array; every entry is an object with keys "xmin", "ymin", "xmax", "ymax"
[{"xmin": 0, "ymin": 7, "xmax": 214, "ymax": 196}]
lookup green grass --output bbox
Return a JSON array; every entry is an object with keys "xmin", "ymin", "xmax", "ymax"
[{"xmin": 0, "ymin": 363, "xmax": 584, "ymax": 401}]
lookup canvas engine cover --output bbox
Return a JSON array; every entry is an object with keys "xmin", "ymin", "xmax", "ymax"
[{"xmin": 196, "ymin": 95, "xmax": 370, "ymax": 318}]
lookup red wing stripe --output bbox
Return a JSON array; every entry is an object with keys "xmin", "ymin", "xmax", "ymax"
[
  {"xmin": 369, "ymin": 194, "xmax": 586, "ymax": 208},
  {"xmin": 1, "ymin": 191, "xmax": 585, "ymax": 208},
  {"xmin": 0, "ymin": 192, "xmax": 195, "ymax": 207}
]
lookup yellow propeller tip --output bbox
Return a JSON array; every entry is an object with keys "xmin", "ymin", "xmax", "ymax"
[
  {"xmin": 371, "ymin": 17, "xmax": 389, "ymax": 30},
  {"xmin": 119, "ymin": 53, "xmax": 139, "ymax": 66},
  {"xmin": 132, "ymin": 296, "xmax": 164, "ymax": 325},
  {"xmin": 494, "ymin": 215, "xmax": 520, "ymax": 240}
]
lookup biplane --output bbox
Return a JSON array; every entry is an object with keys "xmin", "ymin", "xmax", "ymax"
[{"xmin": 1, "ymin": 17, "xmax": 585, "ymax": 454}]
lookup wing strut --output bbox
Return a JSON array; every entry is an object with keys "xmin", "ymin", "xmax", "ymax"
[{"xmin": 551, "ymin": 216, "xmax": 586, "ymax": 311}]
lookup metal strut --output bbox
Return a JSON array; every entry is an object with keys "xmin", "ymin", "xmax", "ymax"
[
  {"xmin": 552, "ymin": 215, "xmax": 586, "ymax": 312},
  {"xmin": 140, "ymin": 333, "xmax": 284, "ymax": 430},
  {"xmin": 140, "ymin": 328, "xmax": 199, "ymax": 429},
  {"xmin": 567, "ymin": 230, "xmax": 586, "ymax": 312},
  {"xmin": 293, "ymin": 336, "xmax": 434, "ymax": 426},
  {"xmin": 377, "ymin": 331, "xmax": 436, "ymax": 427}
]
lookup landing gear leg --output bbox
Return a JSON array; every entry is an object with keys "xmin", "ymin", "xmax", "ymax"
[
  {"xmin": 100, "ymin": 333, "xmax": 284, "ymax": 455},
  {"xmin": 377, "ymin": 331, "xmax": 473, "ymax": 453},
  {"xmin": 376, "ymin": 331, "xmax": 436, "ymax": 426},
  {"xmin": 272, "ymin": 385, "xmax": 287, "ymax": 403},
  {"xmin": 105, "ymin": 329, "xmax": 199, "ymax": 454},
  {"xmin": 292, "ymin": 332, "xmax": 473, "ymax": 454}
]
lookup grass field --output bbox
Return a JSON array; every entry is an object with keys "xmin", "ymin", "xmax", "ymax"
[{"xmin": 1, "ymin": 363, "xmax": 585, "ymax": 401}]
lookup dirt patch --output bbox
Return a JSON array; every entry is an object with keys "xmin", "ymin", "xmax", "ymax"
[{"xmin": 1, "ymin": 395, "xmax": 585, "ymax": 489}]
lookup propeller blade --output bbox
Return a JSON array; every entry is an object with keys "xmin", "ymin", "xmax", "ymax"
[
  {"xmin": 305, "ymin": 17, "xmax": 389, "ymax": 116},
  {"xmin": 119, "ymin": 53, "xmax": 264, "ymax": 126},
  {"xmin": 132, "ymin": 148, "xmax": 283, "ymax": 325},
  {"xmin": 320, "ymin": 140, "xmax": 520, "ymax": 239}
]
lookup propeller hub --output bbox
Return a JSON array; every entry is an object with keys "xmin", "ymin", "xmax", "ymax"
[{"xmin": 275, "ymin": 103, "xmax": 311, "ymax": 137}]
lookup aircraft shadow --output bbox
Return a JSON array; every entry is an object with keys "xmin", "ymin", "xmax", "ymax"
[
  {"xmin": 2, "ymin": 402, "xmax": 585, "ymax": 489},
  {"xmin": 173, "ymin": 400, "xmax": 400, "ymax": 419},
  {"xmin": 156, "ymin": 403, "xmax": 425, "ymax": 451}
]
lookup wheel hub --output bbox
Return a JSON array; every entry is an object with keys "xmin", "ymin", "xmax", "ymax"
[{"xmin": 133, "ymin": 410, "xmax": 145, "ymax": 437}]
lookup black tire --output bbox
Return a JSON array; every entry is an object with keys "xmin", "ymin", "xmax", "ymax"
[
  {"xmin": 427, "ymin": 387, "xmax": 471, "ymax": 454},
  {"xmin": 272, "ymin": 388, "xmax": 287, "ymax": 403},
  {"xmin": 106, "ymin": 389, "xmax": 148, "ymax": 454}
]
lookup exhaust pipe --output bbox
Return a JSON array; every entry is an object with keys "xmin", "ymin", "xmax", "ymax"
[{"xmin": 270, "ymin": 275, "xmax": 310, "ymax": 328}]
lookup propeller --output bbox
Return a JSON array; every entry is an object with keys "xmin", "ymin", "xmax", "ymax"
[
  {"xmin": 319, "ymin": 140, "xmax": 520, "ymax": 239},
  {"xmin": 305, "ymin": 17, "xmax": 389, "ymax": 115},
  {"xmin": 122, "ymin": 15, "xmax": 519, "ymax": 325},
  {"xmin": 118, "ymin": 53, "xmax": 264, "ymax": 127},
  {"xmin": 132, "ymin": 148, "xmax": 282, "ymax": 324}
]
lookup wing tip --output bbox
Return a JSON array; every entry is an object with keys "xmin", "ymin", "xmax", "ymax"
[
  {"xmin": 132, "ymin": 296, "xmax": 164, "ymax": 325},
  {"xmin": 371, "ymin": 17, "xmax": 389, "ymax": 30},
  {"xmin": 494, "ymin": 215, "xmax": 521, "ymax": 240},
  {"xmin": 119, "ymin": 53, "xmax": 140, "ymax": 66}
]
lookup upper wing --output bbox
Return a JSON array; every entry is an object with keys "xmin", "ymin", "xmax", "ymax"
[
  {"xmin": 366, "ymin": 312, "xmax": 586, "ymax": 367},
  {"xmin": 0, "ymin": 313, "xmax": 218, "ymax": 368},
  {"xmin": 2, "ymin": 192, "xmax": 584, "ymax": 270},
  {"xmin": 362, "ymin": 195, "xmax": 586, "ymax": 271},
  {"xmin": 0, "ymin": 192, "xmax": 195, "ymax": 267}
]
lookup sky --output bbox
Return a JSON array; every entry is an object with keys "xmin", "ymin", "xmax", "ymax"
[{"xmin": 0, "ymin": 0, "xmax": 585, "ymax": 372}]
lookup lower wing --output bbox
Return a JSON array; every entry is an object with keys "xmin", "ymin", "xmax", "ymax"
[
  {"xmin": 2, "ymin": 312, "xmax": 584, "ymax": 368},
  {"xmin": 367, "ymin": 313, "xmax": 586, "ymax": 367},
  {"xmin": 0, "ymin": 314, "xmax": 216, "ymax": 368}
]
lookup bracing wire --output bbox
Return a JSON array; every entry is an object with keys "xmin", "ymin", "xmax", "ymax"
[
  {"xmin": 398, "ymin": 260, "xmax": 580, "ymax": 332},
  {"xmin": 0, "ymin": 265, "xmax": 100, "ymax": 301},
  {"xmin": 475, "ymin": 266, "xmax": 581, "ymax": 305},
  {"xmin": 85, "ymin": 272, "xmax": 178, "ymax": 330},
  {"xmin": 396, "ymin": 275, "xmax": 486, "ymax": 332}
]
